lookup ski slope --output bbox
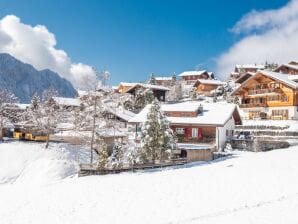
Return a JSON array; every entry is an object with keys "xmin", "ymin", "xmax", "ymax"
[{"xmin": 0, "ymin": 142, "xmax": 298, "ymax": 223}]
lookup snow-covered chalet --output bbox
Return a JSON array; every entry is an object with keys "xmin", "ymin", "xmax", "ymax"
[{"xmin": 129, "ymin": 101, "xmax": 242, "ymax": 151}]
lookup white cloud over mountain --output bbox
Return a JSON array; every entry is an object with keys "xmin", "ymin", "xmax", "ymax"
[
  {"xmin": 216, "ymin": 0, "xmax": 298, "ymax": 79},
  {"xmin": 0, "ymin": 15, "xmax": 96, "ymax": 89}
]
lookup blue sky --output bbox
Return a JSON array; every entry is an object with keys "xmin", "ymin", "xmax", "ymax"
[{"xmin": 0, "ymin": 0, "xmax": 290, "ymax": 85}]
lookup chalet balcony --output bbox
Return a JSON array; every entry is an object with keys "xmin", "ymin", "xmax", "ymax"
[
  {"xmin": 176, "ymin": 134, "xmax": 216, "ymax": 144},
  {"xmin": 239, "ymin": 103, "xmax": 267, "ymax": 108},
  {"xmin": 248, "ymin": 88, "xmax": 280, "ymax": 96}
]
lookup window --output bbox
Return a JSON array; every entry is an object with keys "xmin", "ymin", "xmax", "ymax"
[
  {"xmin": 271, "ymin": 109, "xmax": 288, "ymax": 119},
  {"xmin": 192, "ymin": 128, "xmax": 198, "ymax": 138},
  {"xmin": 176, "ymin": 128, "xmax": 185, "ymax": 134}
]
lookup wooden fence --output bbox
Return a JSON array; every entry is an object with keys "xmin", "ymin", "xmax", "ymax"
[{"xmin": 79, "ymin": 158, "xmax": 187, "ymax": 177}]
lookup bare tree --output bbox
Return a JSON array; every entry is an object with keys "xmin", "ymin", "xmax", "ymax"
[
  {"xmin": 29, "ymin": 88, "xmax": 63, "ymax": 148},
  {"xmin": 0, "ymin": 90, "xmax": 18, "ymax": 140}
]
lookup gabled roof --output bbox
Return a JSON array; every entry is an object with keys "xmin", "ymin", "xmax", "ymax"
[
  {"xmin": 103, "ymin": 105, "xmax": 136, "ymax": 121},
  {"xmin": 231, "ymin": 70, "xmax": 298, "ymax": 95},
  {"xmin": 178, "ymin": 70, "xmax": 207, "ymax": 77},
  {"xmin": 274, "ymin": 63, "xmax": 298, "ymax": 72},
  {"xmin": 194, "ymin": 79, "xmax": 224, "ymax": 87},
  {"xmin": 125, "ymin": 83, "xmax": 170, "ymax": 93},
  {"xmin": 129, "ymin": 102, "xmax": 240, "ymax": 126},
  {"xmin": 235, "ymin": 72, "xmax": 255, "ymax": 84}
]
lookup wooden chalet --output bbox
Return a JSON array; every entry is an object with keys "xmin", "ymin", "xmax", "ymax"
[
  {"xmin": 52, "ymin": 97, "xmax": 82, "ymax": 111},
  {"xmin": 193, "ymin": 79, "xmax": 224, "ymax": 96},
  {"xmin": 117, "ymin": 82, "xmax": 138, "ymax": 93},
  {"xmin": 274, "ymin": 63, "xmax": 298, "ymax": 75},
  {"xmin": 155, "ymin": 76, "xmax": 173, "ymax": 86},
  {"xmin": 103, "ymin": 105, "xmax": 136, "ymax": 128},
  {"xmin": 178, "ymin": 70, "xmax": 213, "ymax": 84},
  {"xmin": 124, "ymin": 83, "xmax": 169, "ymax": 102},
  {"xmin": 129, "ymin": 102, "xmax": 241, "ymax": 158},
  {"xmin": 230, "ymin": 64, "xmax": 264, "ymax": 80},
  {"xmin": 231, "ymin": 70, "xmax": 298, "ymax": 120}
]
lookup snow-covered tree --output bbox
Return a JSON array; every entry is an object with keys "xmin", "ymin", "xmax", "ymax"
[
  {"xmin": 144, "ymin": 89, "xmax": 154, "ymax": 104},
  {"xmin": 108, "ymin": 142, "xmax": 124, "ymax": 169},
  {"xmin": 233, "ymin": 96, "xmax": 240, "ymax": 105},
  {"xmin": 167, "ymin": 81, "xmax": 183, "ymax": 101},
  {"xmin": 134, "ymin": 88, "xmax": 146, "ymax": 111},
  {"xmin": 141, "ymin": 99, "xmax": 177, "ymax": 163},
  {"xmin": 213, "ymin": 91, "xmax": 218, "ymax": 103},
  {"xmin": 189, "ymin": 87, "xmax": 197, "ymax": 100},
  {"xmin": 0, "ymin": 90, "xmax": 18, "ymax": 140},
  {"xmin": 95, "ymin": 137, "xmax": 109, "ymax": 169},
  {"xmin": 148, "ymin": 73, "xmax": 156, "ymax": 85},
  {"xmin": 31, "ymin": 93, "xmax": 41, "ymax": 110},
  {"xmin": 29, "ymin": 88, "xmax": 62, "ymax": 148}
]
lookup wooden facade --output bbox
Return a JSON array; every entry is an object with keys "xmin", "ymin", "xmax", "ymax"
[
  {"xmin": 126, "ymin": 85, "xmax": 167, "ymax": 102},
  {"xmin": 117, "ymin": 83, "xmax": 136, "ymax": 93},
  {"xmin": 232, "ymin": 71, "xmax": 298, "ymax": 119}
]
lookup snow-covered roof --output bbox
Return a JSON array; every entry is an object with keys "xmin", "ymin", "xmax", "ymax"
[
  {"xmin": 129, "ymin": 102, "xmax": 238, "ymax": 126},
  {"xmin": 288, "ymin": 75, "xmax": 298, "ymax": 81},
  {"xmin": 177, "ymin": 143, "xmax": 213, "ymax": 150},
  {"xmin": 96, "ymin": 129, "xmax": 127, "ymax": 137},
  {"xmin": 52, "ymin": 97, "xmax": 82, "ymax": 107},
  {"xmin": 194, "ymin": 79, "xmax": 224, "ymax": 86},
  {"xmin": 15, "ymin": 103, "xmax": 30, "ymax": 110},
  {"xmin": 161, "ymin": 101, "xmax": 201, "ymax": 112},
  {"xmin": 178, "ymin": 70, "xmax": 207, "ymax": 77},
  {"xmin": 231, "ymin": 71, "xmax": 298, "ymax": 95},
  {"xmin": 275, "ymin": 63, "xmax": 298, "ymax": 72},
  {"xmin": 119, "ymin": 82, "xmax": 138, "ymax": 87},
  {"xmin": 235, "ymin": 64, "xmax": 265, "ymax": 69},
  {"xmin": 125, "ymin": 83, "xmax": 170, "ymax": 92},
  {"xmin": 155, "ymin": 76, "xmax": 172, "ymax": 81},
  {"xmin": 104, "ymin": 105, "xmax": 136, "ymax": 121}
]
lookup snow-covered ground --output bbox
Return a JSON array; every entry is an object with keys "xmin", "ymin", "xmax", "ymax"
[{"xmin": 1, "ymin": 141, "xmax": 298, "ymax": 223}]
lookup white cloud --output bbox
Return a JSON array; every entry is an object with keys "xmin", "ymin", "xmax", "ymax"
[
  {"xmin": 216, "ymin": 0, "xmax": 298, "ymax": 79},
  {"xmin": 0, "ymin": 15, "xmax": 96, "ymax": 89}
]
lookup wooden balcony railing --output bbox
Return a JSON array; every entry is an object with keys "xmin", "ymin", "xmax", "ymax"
[
  {"xmin": 239, "ymin": 103, "xmax": 267, "ymax": 108},
  {"xmin": 248, "ymin": 88, "xmax": 279, "ymax": 95}
]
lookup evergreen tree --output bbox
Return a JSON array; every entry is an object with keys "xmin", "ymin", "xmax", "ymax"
[
  {"xmin": 189, "ymin": 87, "xmax": 197, "ymax": 100},
  {"xmin": 213, "ymin": 91, "xmax": 218, "ymax": 103},
  {"xmin": 148, "ymin": 73, "xmax": 156, "ymax": 85},
  {"xmin": 141, "ymin": 99, "xmax": 177, "ymax": 163},
  {"xmin": 31, "ymin": 93, "xmax": 41, "ymax": 110},
  {"xmin": 134, "ymin": 89, "xmax": 146, "ymax": 111},
  {"xmin": 144, "ymin": 89, "xmax": 154, "ymax": 104},
  {"xmin": 108, "ymin": 142, "xmax": 124, "ymax": 169}
]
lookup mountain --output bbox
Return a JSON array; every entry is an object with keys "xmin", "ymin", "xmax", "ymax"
[{"xmin": 0, "ymin": 53, "xmax": 77, "ymax": 103}]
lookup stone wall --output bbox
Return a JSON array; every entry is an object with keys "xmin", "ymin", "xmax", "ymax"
[{"xmin": 230, "ymin": 139, "xmax": 290, "ymax": 152}]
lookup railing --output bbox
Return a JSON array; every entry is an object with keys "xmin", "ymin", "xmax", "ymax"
[
  {"xmin": 239, "ymin": 103, "xmax": 267, "ymax": 108},
  {"xmin": 248, "ymin": 88, "xmax": 279, "ymax": 95}
]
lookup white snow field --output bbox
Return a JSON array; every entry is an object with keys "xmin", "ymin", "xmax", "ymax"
[{"xmin": 1, "ymin": 142, "xmax": 298, "ymax": 224}]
